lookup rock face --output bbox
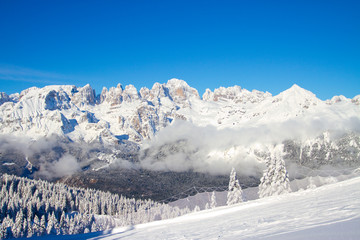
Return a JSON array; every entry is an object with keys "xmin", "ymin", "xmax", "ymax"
[
  {"xmin": 0, "ymin": 79, "xmax": 359, "ymax": 144},
  {"xmin": 0, "ymin": 92, "xmax": 11, "ymax": 105}
]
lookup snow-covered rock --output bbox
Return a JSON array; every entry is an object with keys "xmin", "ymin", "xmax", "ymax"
[
  {"xmin": 202, "ymin": 85, "xmax": 271, "ymax": 104},
  {"xmin": 352, "ymin": 95, "xmax": 360, "ymax": 105},
  {"xmin": 99, "ymin": 84, "xmax": 124, "ymax": 105},
  {"xmin": 165, "ymin": 78, "xmax": 200, "ymax": 102},
  {"xmin": 0, "ymin": 92, "xmax": 11, "ymax": 105}
]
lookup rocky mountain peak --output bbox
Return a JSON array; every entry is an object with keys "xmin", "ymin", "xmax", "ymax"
[
  {"xmin": 123, "ymin": 84, "xmax": 140, "ymax": 102},
  {"xmin": 280, "ymin": 84, "xmax": 316, "ymax": 98},
  {"xmin": 0, "ymin": 92, "xmax": 11, "ymax": 105},
  {"xmin": 165, "ymin": 78, "xmax": 200, "ymax": 102},
  {"xmin": 71, "ymin": 84, "xmax": 96, "ymax": 106},
  {"xmin": 100, "ymin": 84, "xmax": 124, "ymax": 105},
  {"xmin": 150, "ymin": 82, "xmax": 169, "ymax": 99},
  {"xmin": 273, "ymin": 84, "xmax": 321, "ymax": 108}
]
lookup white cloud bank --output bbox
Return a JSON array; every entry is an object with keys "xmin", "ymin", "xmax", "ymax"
[
  {"xmin": 139, "ymin": 117, "xmax": 360, "ymax": 175},
  {"xmin": 37, "ymin": 154, "xmax": 81, "ymax": 179}
]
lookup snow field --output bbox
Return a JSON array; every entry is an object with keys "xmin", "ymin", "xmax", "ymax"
[{"xmin": 88, "ymin": 176, "xmax": 360, "ymax": 239}]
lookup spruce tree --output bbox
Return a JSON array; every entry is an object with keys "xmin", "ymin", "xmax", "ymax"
[
  {"xmin": 39, "ymin": 215, "xmax": 46, "ymax": 236},
  {"xmin": 226, "ymin": 167, "xmax": 244, "ymax": 205},
  {"xmin": 193, "ymin": 205, "xmax": 200, "ymax": 212},
  {"xmin": 33, "ymin": 215, "xmax": 40, "ymax": 236},
  {"xmin": 13, "ymin": 210, "xmax": 24, "ymax": 238},
  {"xmin": 258, "ymin": 144, "xmax": 291, "ymax": 198},
  {"xmin": 204, "ymin": 203, "xmax": 210, "ymax": 210},
  {"xmin": 210, "ymin": 191, "xmax": 217, "ymax": 209},
  {"xmin": 46, "ymin": 212, "xmax": 55, "ymax": 235},
  {"xmin": 91, "ymin": 221, "xmax": 98, "ymax": 233}
]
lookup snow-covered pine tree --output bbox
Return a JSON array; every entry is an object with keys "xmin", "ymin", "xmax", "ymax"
[
  {"xmin": 91, "ymin": 221, "xmax": 98, "ymax": 233},
  {"xmin": 68, "ymin": 217, "xmax": 75, "ymax": 235},
  {"xmin": 204, "ymin": 203, "xmax": 210, "ymax": 210},
  {"xmin": 46, "ymin": 212, "xmax": 55, "ymax": 235},
  {"xmin": 13, "ymin": 210, "xmax": 24, "ymax": 238},
  {"xmin": 27, "ymin": 218, "xmax": 34, "ymax": 238},
  {"xmin": 39, "ymin": 215, "xmax": 46, "ymax": 236},
  {"xmin": 0, "ymin": 174, "xmax": 194, "ymax": 239},
  {"xmin": 193, "ymin": 205, "xmax": 200, "ymax": 212},
  {"xmin": 22, "ymin": 218, "xmax": 28, "ymax": 238},
  {"xmin": 258, "ymin": 144, "xmax": 291, "ymax": 198},
  {"xmin": 226, "ymin": 167, "xmax": 244, "ymax": 205},
  {"xmin": 210, "ymin": 191, "xmax": 217, "ymax": 209},
  {"xmin": 32, "ymin": 215, "xmax": 40, "ymax": 236},
  {"xmin": 0, "ymin": 223, "xmax": 5, "ymax": 239}
]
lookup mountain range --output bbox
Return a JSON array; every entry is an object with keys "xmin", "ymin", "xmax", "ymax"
[
  {"xmin": 1, "ymin": 78, "xmax": 359, "ymax": 143},
  {"xmin": 0, "ymin": 79, "xmax": 359, "ymax": 200}
]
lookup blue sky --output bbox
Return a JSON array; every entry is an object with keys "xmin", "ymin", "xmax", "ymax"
[{"xmin": 0, "ymin": 0, "xmax": 359, "ymax": 100}]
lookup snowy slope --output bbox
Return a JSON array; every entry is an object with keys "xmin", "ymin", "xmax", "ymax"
[
  {"xmin": 113, "ymin": 177, "xmax": 359, "ymax": 240},
  {"xmin": 29, "ymin": 175, "xmax": 360, "ymax": 240}
]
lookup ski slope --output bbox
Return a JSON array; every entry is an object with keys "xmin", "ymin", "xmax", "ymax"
[{"xmin": 37, "ymin": 175, "xmax": 360, "ymax": 240}]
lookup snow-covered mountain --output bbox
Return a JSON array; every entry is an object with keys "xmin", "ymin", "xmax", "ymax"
[
  {"xmin": 1, "ymin": 79, "xmax": 359, "ymax": 200},
  {"xmin": 1, "ymin": 79, "xmax": 359, "ymax": 144},
  {"xmin": 1, "ymin": 80, "xmax": 359, "ymax": 239}
]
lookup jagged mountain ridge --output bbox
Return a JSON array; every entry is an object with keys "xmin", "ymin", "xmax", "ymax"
[
  {"xmin": 1, "ymin": 78, "xmax": 359, "ymax": 144},
  {"xmin": 1, "ymin": 79, "xmax": 360, "ymax": 201}
]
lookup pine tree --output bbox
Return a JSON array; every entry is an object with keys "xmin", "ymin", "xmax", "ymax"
[
  {"xmin": 22, "ymin": 218, "xmax": 28, "ymax": 237},
  {"xmin": 258, "ymin": 144, "xmax": 292, "ymax": 198},
  {"xmin": 226, "ymin": 167, "xmax": 244, "ymax": 205},
  {"xmin": 210, "ymin": 191, "xmax": 217, "ymax": 209},
  {"xmin": 46, "ymin": 213, "xmax": 54, "ymax": 235},
  {"xmin": 26, "ymin": 201, "xmax": 33, "ymax": 220},
  {"xmin": 13, "ymin": 210, "xmax": 24, "ymax": 238},
  {"xmin": 0, "ymin": 223, "xmax": 6, "ymax": 239},
  {"xmin": 33, "ymin": 215, "xmax": 40, "ymax": 236},
  {"xmin": 27, "ymin": 218, "xmax": 34, "ymax": 238},
  {"xmin": 59, "ymin": 211, "xmax": 65, "ymax": 228},
  {"xmin": 193, "ymin": 205, "xmax": 200, "ymax": 212},
  {"xmin": 39, "ymin": 215, "xmax": 46, "ymax": 236},
  {"xmin": 68, "ymin": 217, "xmax": 75, "ymax": 235},
  {"xmin": 3, "ymin": 216, "xmax": 14, "ymax": 239},
  {"xmin": 204, "ymin": 203, "xmax": 209, "ymax": 210},
  {"xmin": 91, "ymin": 221, "xmax": 98, "ymax": 233}
]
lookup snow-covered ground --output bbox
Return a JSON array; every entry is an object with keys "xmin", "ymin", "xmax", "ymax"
[{"xmin": 31, "ymin": 175, "xmax": 360, "ymax": 240}]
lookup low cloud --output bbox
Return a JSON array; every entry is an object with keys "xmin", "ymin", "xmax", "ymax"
[
  {"xmin": 139, "ymin": 117, "xmax": 360, "ymax": 175},
  {"xmin": 0, "ymin": 134, "xmax": 91, "ymax": 180},
  {"xmin": 37, "ymin": 154, "xmax": 80, "ymax": 179},
  {"xmin": 1, "ymin": 113, "xmax": 359, "ymax": 179}
]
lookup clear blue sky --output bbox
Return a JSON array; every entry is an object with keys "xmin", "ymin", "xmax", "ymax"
[{"xmin": 0, "ymin": 0, "xmax": 359, "ymax": 100}]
